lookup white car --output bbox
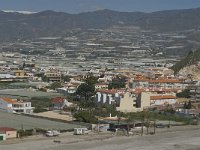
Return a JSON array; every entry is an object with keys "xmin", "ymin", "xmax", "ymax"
[{"xmin": 46, "ymin": 130, "xmax": 60, "ymax": 137}]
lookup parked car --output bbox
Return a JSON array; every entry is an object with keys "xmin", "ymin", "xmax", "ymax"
[
  {"xmin": 107, "ymin": 128, "xmax": 118, "ymax": 132},
  {"xmin": 155, "ymin": 124, "xmax": 165, "ymax": 128},
  {"xmin": 46, "ymin": 130, "xmax": 60, "ymax": 137}
]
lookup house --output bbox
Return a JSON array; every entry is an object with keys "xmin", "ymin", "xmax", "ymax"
[
  {"xmin": 95, "ymin": 83, "xmax": 108, "ymax": 90},
  {"xmin": 0, "ymin": 127, "xmax": 17, "ymax": 139},
  {"xmin": 15, "ymin": 70, "xmax": 25, "ymax": 77},
  {"xmin": 56, "ymin": 83, "xmax": 79, "ymax": 95},
  {"xmin": 0, "ymin": 98, "xmax": 34, "ymax": 114},
  {"xmin": 51, "ymin": 97, "xmax": 73, "ymax": 110}
]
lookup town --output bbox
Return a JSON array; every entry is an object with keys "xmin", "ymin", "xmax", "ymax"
[
  {"xmin": 0, "ymin": 25, "xmax": 199, "ymax": 143},
  {"xmin": 1, "ymin": 4, "xmax": 200, "ymax": 149}
]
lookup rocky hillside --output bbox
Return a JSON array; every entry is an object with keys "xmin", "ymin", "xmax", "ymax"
[
  {"xmin": 179, "ymin": 63, "xmax": 200, "ymax": 80},
  {"xmin": 172, "ymin": 49, "xmax": 200, "ymax": 78}
]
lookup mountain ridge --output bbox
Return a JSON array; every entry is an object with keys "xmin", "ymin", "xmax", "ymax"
[{"xmin": 1, "ymin": 8, "xmax": 200, "ymax": 40}]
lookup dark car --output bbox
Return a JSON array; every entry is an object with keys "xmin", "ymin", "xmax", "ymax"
[
  {"xmin": 107, "ymin": 128, "xmax": 118, "ymax": 132},
  {"xmin": 155, "ymin": 124, "xmax": 165, "ymax": 128}
]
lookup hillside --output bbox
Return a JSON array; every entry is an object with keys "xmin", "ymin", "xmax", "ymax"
[
  {"xmin": 171, "ymin": 49, "xmax": 200, "ymax": 75},
  {"xmin": 1, "ymin": 8, "xmax": 200, "ymax": 40}
]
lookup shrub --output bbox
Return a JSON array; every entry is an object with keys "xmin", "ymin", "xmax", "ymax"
[{"xmin": 74, "ymin": 111, "xmax": 97, "ymax": 124}]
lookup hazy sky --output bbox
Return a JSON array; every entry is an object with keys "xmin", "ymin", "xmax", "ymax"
[{"xmin": 1, "ymin": 0, "xmax": 200, "ymax": 13}]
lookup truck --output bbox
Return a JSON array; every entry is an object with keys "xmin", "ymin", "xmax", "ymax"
[{"xmin": 46, "ymin": 130, "xmax": 60, "ymax": 137}]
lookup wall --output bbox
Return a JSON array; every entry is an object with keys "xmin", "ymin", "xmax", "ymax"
[
  {"xmin": 116, "ymin": 92, "xmax": 140, "ymax": 113},
  {"xmin": 0, "ymin": 99, "xmax": 13, "ymax": 113},
  {"xmin": 5, "ymin": 131, "xmax": 17, "ymax": 139}
]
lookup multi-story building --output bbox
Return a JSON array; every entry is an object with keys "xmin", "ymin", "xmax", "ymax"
[
  {"xmin": 0, "ymin": 98, "xmax": 34, "ymax": 114},
  {"xmin": 45, "ymin": 69, "xmax": 61, "ymax": 82},
  {"xmin": 116, "ymin": 92, "xmax": 141, "ymax": 113},
  {"xmin": 138, "ymin": 92, "xmax": 177, "ymax": 109},
  {"xmin": 96, "ymin": 90, "xmax": 141, "ymax": 112},
  {"xmin": 132, "ymin": 78, "xmax": 186, "ymax": 91},
  {"xmin": 96, "ymin": 90, "xmax": 120, "ymax": 105}
]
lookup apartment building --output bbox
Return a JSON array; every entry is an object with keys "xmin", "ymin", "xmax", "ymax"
[
  {"xmin": 138, "ymin": 92, "xmax": 177, "ymax": 109},
  {"xmin": 116, "ymin": 92, "xmax": 141, "ymax": 113},
  {"xmin": 132, "ymin": 78, "xmax": 186, "ymax": 90},
  {"xmin": 45, "ymin": 69, "xmax": 61, "ymax": 82},
  {"xmin": 96, "ymin": 90, "xmax": 141, "ymax": 112}
]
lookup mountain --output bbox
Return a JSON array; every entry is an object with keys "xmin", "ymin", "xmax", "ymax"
[{"xmin": 1, "ymin": 8, "xmax": 200, "ymax": 40}]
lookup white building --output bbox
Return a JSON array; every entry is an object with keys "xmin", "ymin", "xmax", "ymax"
[
  {"xmin": 96, "ymin": 90, "xmax": 120, "ymax": 104},
  {"xmin": 139, "ymin": 92, "xmax": 177, "ymax": 108},
  {"xmin": 0, "ymin": 98, "xmax": 34, "ymax": 114},
  {"xmin": 95, "ymin": 83, "xmax": 108, "ymax": 90},
  {"xmin": 96, "ymin": 90, "xmax": 141, "ymax": 113}
]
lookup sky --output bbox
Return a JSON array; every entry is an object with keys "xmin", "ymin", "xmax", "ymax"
[{"xmin": 1, "ymin": 0, "xmax": 200, "ymax": 13}]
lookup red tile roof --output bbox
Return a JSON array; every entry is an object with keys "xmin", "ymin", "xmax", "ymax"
[
  {"xmin": 134, "ymin": 78, "xmax": 182, "ymax": 83},
  {"xmin": 149, "ymin": 79, "xmax": 182, "ymax": 83},
  {"xmin": 150, "ymin": 95, "xmax": 176, "ymax": 100},
  {"xmin": 97, "ymin": 89, "xmax": 117, "ymax": 94},
  {"xmin": 0, "ymin": 98, "xmax": 17, "ymax": 104},
  {"xmin": 51, "ymin": 97, "xmax": 65, "ymax": 103},
  {"xmin": 0, "ymin": 127, "xmax": 16, "ymax": 132}
]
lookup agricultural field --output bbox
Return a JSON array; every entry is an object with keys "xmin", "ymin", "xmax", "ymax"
[
  {"xmin": 0, "ymin": 111, "xmax": 81, "ymax": 130},
  {"xmin": 0, "ymin": 82, "xmax": 39, "ymax": 90},
  {"xmin": 0, "ymin": 89, "xmax": 62, "ymax": 99}
]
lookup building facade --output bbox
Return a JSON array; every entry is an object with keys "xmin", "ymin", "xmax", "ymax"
[{"xmin": 0, "ymin": 98, "xmax": 34, "ymax": 114}]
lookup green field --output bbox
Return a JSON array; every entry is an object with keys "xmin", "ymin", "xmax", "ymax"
[
  {"xmin": 0, "ymin": 111, "xmax": 82, "ymax": 130},
  {"xmin": 0, "ymin": 89, "xmax": 62, "ymax": 99}
]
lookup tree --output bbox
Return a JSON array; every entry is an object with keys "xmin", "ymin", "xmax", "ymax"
[
  {"xmin": 84, "ymin": 73, "xmax": 98, "ymax": 85},
  {"xmin": 108, "ymin": 82, "xmax": 126, "ymax": 89},
  {"xmin": 61, "ymin": 75, "xmax": 70, "ymax": 82},
  {"xmin": 187, "ymin": 100, "xmax": 192, "ymax": 109},
  {"xmin": 184, "ymin": 100, "xmax": 192, "ymax": 109},
  {"xmin": 76, "ymin": 83, "xmax": 95, "ymax": 99},
  {"xmin": 184, "ymin": 102, "xmax": 187, "ymax": 109},
  {"xmin": 176, "ymin": 89, "xmax": 191, "ymax": 98},
  {"xmin": 42, "ymin": 75, "xmax": 49, "ymax": 82},
  {"xmin": 126, "ymin": 113, "xmax": 137, "ymax": 136},
  {"xmin": 108, "ymin": 75, "xmax": 126, "ymax": 89},
  {"xmin": 50, "ymin": 82, "xmax": 62, "ymax": 90},
  {"xmin": 74, "ymin": 111, "xmax": 98, "ymax": 123}
]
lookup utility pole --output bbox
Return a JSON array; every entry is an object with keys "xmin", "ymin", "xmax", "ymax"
[
  {"xmin": 141, "ymin": 113, "xmax": 144, "ymax": 136},
  {"xmin": 97, "ymin": 118, "xmax": 100, "ymax": 134},
  {"xmin": 154, "ymin": 119, "xmax": 156, "ymax": 134}
]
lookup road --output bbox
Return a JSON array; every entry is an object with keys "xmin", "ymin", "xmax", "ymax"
[{"xmin": 0, "ymin": 125, "xmax": 200, "ymax": 150}]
